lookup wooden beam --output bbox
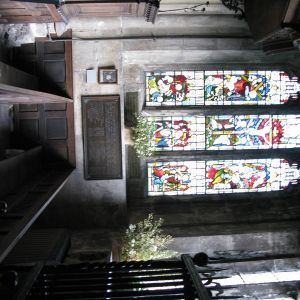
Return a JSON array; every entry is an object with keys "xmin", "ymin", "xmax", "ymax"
[
  {"xmin": 0, "ymin": 83, "xmax": 73, "ymax": 104},
  {"xmin": 65, "ymin": 36, "xmax": 73, "ymax": 98},
  {"xmin": 45, "ymin": 4, "xmax": 63, "ymax": 22}
]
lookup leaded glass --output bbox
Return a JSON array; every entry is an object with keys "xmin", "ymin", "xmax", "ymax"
[
  {"xmin": 146, "ymin": 71, "xmax": 204, "ymax": 106},
  {"xmin": 204, "ymin": 70, "xmax": 299, "ymax": 105},
  {"xmin": 145, "ymin": 71, "xmax": 300, "ymax": 106},
  {"xmin": 206, "ymin": 159, "xmax": 299, "ymax": 193},
  {"xmin": 150, "ymin": 116, "xmax": 206, "ymax": 151},
  {"xmin": 148, "ymin": 159, "xmax": 299, "ymax": 196},
  {"xmin": 148, "ymin": 161, "xmax": 205, "ymax": 196},
  {"xmin": 206, "ymin": 114, "xmax": 300, "ymax": 150},
  {"xmin": 149, "ymin": 114, "xmax": 300, "ymax": 152}
]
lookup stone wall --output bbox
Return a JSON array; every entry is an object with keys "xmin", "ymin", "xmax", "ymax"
[{"xmin": 39, "ymin": 13, "xmax": 300, "ymax": 255}]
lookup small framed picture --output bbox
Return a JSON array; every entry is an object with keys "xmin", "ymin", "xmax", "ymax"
[{"xmin": 98, "ymin": 68, "xmax": 118, "ymax": 84}]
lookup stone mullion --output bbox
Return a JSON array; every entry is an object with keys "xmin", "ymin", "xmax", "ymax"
[
  {"xmin": 142, "ymin": 105, "xmax": 300, "ymax": 117},
  {"xmin": 150, "ymin": 148, "xmax": 300, "ymax": 160}
]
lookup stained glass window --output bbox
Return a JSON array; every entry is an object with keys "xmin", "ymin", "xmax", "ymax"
[
  {"xmin": 148, "ymin": 161, "xmax": 205, "ymax": 196},
  {"xmin": 148, "ymin": 159, "xmax": 299, "ymax": 196},
  {"xmin": 146, "ymin": 71, "xmax": 300, "ymax": 106},
  {"xmin": 206, "ymin": 114, "xmax": 300, "ymax": 150},
  {"xmin": 146, "ymin": 71, "xmax": 204, "ymax": 106},
  {"xmin": 149, "ymin": 114, "xmax": 300, "ymax": 152},
  {"xmin": 150, "ymin": 116, "xmax": 205, "ymax": 151}
]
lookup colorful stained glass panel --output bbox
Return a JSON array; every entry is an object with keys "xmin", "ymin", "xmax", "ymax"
[
  {"xmin": 206, "ymin": 159, "xmax": 299, "ymax": 193},
  {"xmin": 147, "ymin": 159, "xmax": 299, "ymax": 196},
  {"xmin": 146, "ymin": 70, "xmax": 300, "ymax": 106},
  {"xmin": 150, "ymin": 116, "xmax": 205, "ymax": 151},
  {"xmin": 206, "ymin": 115, "xmax": 300, "ymax": 150},
  {"xmin": 204, "ymin": 70, "xmax": 300, "ymax": 105},
  {"xmin": 148, "ymin": 161, "xmax": 205, "ymax": 196},
  {"xmin": 146, "ymin": 71, "xmax": 204, "ymax": 106},
  {"xmin": 272, "ymin": 115, "xmax": 300, "ymax": 148}
]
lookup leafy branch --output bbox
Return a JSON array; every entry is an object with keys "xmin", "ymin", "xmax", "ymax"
[
  {"xmin": 120, "ymin": 214, "xmax": 177, "ymax": 261},
  {"xmin": 132, "ymin": 113, "xmax": 155, "ymax": 158}
]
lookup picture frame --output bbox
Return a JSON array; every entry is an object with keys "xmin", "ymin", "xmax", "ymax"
[{"xmin": 98, "ymin": 68, "xmax": 118, "ymax": 84}]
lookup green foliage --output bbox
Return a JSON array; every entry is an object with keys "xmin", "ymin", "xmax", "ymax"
[
  {"xmin": 132, "ymin": 113, "xmax": 155, "ymax": 158},
  {"xmin": 120, "ymin": 214, "xmax": 177, "ymax": 261}
]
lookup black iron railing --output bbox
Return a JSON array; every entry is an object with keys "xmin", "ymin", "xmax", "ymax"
[{"xmin": 0, "ymin": 253, "xmax": 240, "ymax": 299}]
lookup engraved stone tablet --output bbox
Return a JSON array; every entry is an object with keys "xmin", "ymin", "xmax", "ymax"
[{"xmin": 82, "ymin": 95, "xmax": 122, "ymax": 180}]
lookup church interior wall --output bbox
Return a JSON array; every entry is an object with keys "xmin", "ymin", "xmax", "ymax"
[
  {"xmin": 0, "ymin": 2, "xmax": 299, "ymax": 297},
  {"xmin": 169, "ymin": 231, "xmax": 300, "ymax": 256},
  {"xmin": 31, "ymin": 12, "xmax": 300, "ymax": 259}
]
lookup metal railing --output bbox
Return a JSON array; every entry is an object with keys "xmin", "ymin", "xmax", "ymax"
[{"xmin": 16, "ymin": 253, "xmax": 238, "ymax": 300}]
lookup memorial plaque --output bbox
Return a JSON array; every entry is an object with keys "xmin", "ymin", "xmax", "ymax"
[{"xmin": 82, "ymin": 95, "xmax": 122, "ymax": 180}]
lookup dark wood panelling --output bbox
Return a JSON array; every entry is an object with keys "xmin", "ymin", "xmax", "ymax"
[
  {"xmin": 19, "ymin": 118, "xmax": 40, "ymax": 141},
  {"xmin": 44, "ymin": 103, "xmax": 67, "ymax": 111},
  {"xmin": 0, "ymin": 161, "xmax": 73, "ymax": 264},
  {"xmin": 245, "ymin": 0, "xmax": 300, "ymax": 54},
  {"xmin": 245, "ymin": 0, "xmax": 291, "ymax": 41},
  {"xmin": 12, "ymin": 41, "xmax": 68, "ymax": 97},
  {"xmin": 0, "ymin": 1, "xmax": 144, "ymax": 23},
  {"xmin": 14, "ymin": 103, "xmax": 73, "ymax": 165},
  {"xmin": 0, "ymin": 146, "xmax": 42, "ymax": 199},
  {"xmin": 46, "ymin": 118, "xmax": 67, "ymax": 140},
  {"xmin": 59, "ymin": 1, "xmax": 144, "ymax": 20},
  {"xmin": 11, "ymin": 39, "xmax": 75, "ymax": 166},
  {"xmin": 3, "ymin": 229, "xmax": 70, "ymax": 265},
  {"xmin": 0, "ymin": 2, "xmax": 62, "ymax": 23},
  {"xmin": 19, "ymin": 104, "xmax": 38, "ymax": 112}
]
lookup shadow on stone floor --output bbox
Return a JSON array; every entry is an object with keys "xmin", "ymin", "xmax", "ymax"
[{"xmin": 0, "ymin": 104, "xmax": 12, "ymax": 160}]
